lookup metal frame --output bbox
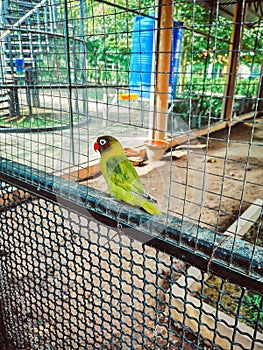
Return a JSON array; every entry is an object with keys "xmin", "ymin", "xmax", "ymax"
[{"xmin": 0, "ymin": 157, "xmax": 262, "ymax": 295}]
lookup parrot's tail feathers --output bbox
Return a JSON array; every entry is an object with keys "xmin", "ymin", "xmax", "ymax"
[
  {"xmin": 132, "ymin": 190, "xmax": 158, "ymax": 203},
  {"xmin": 141, "ymin": 201, "xmax": 162, "ymax": 216},
  {"xmin": 146, "ymin": 193, "xmax": 157, "ymax": 203}
]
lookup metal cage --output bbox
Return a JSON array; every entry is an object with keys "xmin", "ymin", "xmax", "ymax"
[{"xmin": 0, "ymin": 0, "xmax": 262, "ymax": 349}]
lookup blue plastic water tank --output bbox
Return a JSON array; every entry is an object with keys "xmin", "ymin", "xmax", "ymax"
[
  {"xmin": 170, "ymin": 21, "xmax": 184, "ymax": 98},
  {"xmin": 129, "ymin": 16, "xmax": 184, "ymax": 99},
  {"xmin": 129, "ymin": 15, "xmax": 154, "ymax": 98}
]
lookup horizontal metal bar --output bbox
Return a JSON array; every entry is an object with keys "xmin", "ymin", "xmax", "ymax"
[
  {"xmin": 0, "ymin": 84, "xmax": 129, "ymax": 89},
  {"xmin": 0, "ymin": 157, "xmax": 262, "ymax": 294},
  {"xmin": 0, "ymin": 15, "xmax": 231, "ymax": 45}
]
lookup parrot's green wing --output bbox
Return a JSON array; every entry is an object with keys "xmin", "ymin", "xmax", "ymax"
[
  {"xmin": 103, "ymin": 155, "xmax": 161, "ymax": 215},
  {"xmin": 106, "ymin": 156, "xmax": 145, "ymax": 196}
]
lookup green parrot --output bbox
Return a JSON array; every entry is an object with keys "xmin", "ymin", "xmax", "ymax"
[{"xmin": 94, "ymin": 135, "xmax": 162, "ymax": 216}]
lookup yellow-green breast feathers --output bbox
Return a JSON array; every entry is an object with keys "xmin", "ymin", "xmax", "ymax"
[{"xmin": 94, "ymin": 136, "xmax": 162, "ymax": 215}]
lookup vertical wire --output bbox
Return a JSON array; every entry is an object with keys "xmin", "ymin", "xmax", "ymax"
[
  {"xmin": 202, "ymin": 0, "xmax": 221, "ymax": 245},
  {"xmin": 79, "ymin": 0, "xmax": 88, "ymax": 118},
  {"xmin": 248, "ymin": 207, "xmax": 263, "ymax": 275},
  {"xmin": 213, "ymin": 0, "xmax": 246, "ymax": 240},
  {"xmin": 63, "ymin": 0, "xmax": 75, "ymax": 164},
  {"xmin": 231, "ymin": 287, "xmax": 246, "ymax": 346},
  {"xmin": 180, "ymin": 0, "xmax": 196, "ymax": 243},
  {"xmin": 243, "ymin": 20, "xmax": 260, "ymax": 100},
  {"xmin": 228, "ymin": 12, "xmax": 262, "ymax": 268},
  {"xmin": 251, "ymin": 291, "xmax": 263, "ymax": 349}
]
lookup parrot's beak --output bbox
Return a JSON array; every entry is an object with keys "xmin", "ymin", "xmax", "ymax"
[{"xmin": 94, "ymin": 141, "xmax": 99, "ymax": 152}]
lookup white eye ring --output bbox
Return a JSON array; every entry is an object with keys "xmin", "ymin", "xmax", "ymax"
[{"xmin": 99, "ymin": 139, "xmax": 106, "ymax": 146}]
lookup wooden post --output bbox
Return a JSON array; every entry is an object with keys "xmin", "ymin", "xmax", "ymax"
[
  {"xmin": 221, "ymin": 1, "xmax": 247, "ymax": 120},
  {"xmin": 153, "ymin": 0, "xmax": 173, "ymax": 140}
]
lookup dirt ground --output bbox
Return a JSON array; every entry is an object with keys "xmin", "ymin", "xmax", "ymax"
[
  {"xmin": 192, "ymin": 119, "xmax": 263, "ymax": 233},
  {"xmin": 91, "ymin": 118, "xmax": 263, "ymax": 235},
  {"xmin": 78, "ymin": 118, "xmax": 263, "ymax": 348}
]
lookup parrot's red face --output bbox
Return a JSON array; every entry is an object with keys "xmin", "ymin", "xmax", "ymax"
[{"xmin": 94, "ymin": 136, "xmax": 117, "ymax": 154}]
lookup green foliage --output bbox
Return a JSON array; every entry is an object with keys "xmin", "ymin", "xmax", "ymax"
[
  {"xmin": 197, "ymin": 97, "xmax": 222, "ymax": 121},
  {"xmin": 173, "ymin": 74, "xmax": 259, "ymax": 123},
  {"xmin": 40, "ymin": 0, "xmax": 262, "ymax": 118},
  {"xmin": 39, "ymin": 45, "xmax": 68, "ymax": 84},
  {"xmin": 0, "ymin": 115, "xmax": 56, "ymax": 128},
  {"xmin": 243, "ymin": 293, "xmax": 263, "ymax": 326},
  {"xmin": 235, "ymin": 78, "xmax": 259, "ymax": 97},
  {"xmin": 84, "ymin": 0, "xmax": 149, "ymax": 84},
  {"xmin": 184, "ymin": 76, "xmax": 226, "ymax": 94},
  {"xmin": 0, "ymin": 113, "xmax": 82, "ymax": 129},
  {"xmin": 204, "ymin": 276, "xmax": 263, "ymax": 332}
]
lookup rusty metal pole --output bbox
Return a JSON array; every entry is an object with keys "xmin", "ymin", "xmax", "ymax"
[
  {"xmin": 221, "ymin": 1, "xmax": 247, "ymax": 120},
  {"xmin": 153, "ymin": 0, "xmax": 173, "ymax": 140}
]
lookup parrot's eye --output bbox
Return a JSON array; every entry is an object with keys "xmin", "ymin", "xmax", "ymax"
[{"xmin": 99, "ymin": 139, "xmax": 107, "ymax": 146}]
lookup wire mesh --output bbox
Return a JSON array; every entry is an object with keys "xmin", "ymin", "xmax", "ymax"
[
  {"xmin": 0, "ymin": 182, "xmax": 262, "ymax": 349},
  {"xmin": 0, "ymin": 0, "xmax": 263, "ymax": 348}
]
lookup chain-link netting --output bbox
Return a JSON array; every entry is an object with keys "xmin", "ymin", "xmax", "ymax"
[
  {"xmin": 0, "ymin": 180, "xmax": 262, "ymax": 349},
  {"xmin": 0, "ymin": 159, "xmax": 262, "ymax": 349}
]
